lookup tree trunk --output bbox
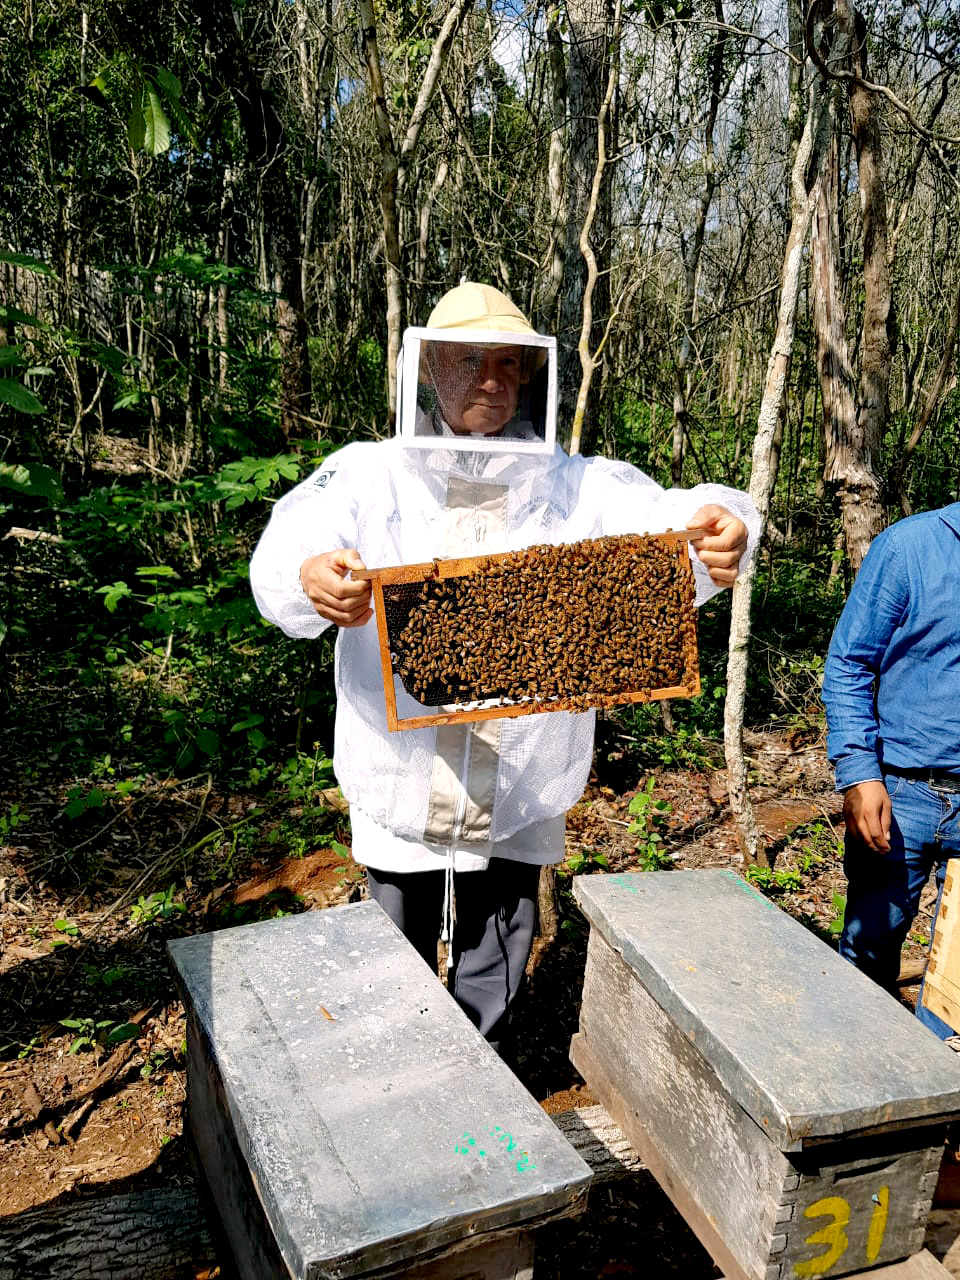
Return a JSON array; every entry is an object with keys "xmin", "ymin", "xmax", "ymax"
[
  {"xmin": 671, "ymin": 0, "xmax": 727, "ymax": 486},
  {"xmin": 537, "ymin": 0, "xmax": 568, "ymax": 330},
  {"xmin": 724, "ymin": 64, "xmax": 835, "ymax": 867},
  {"xmin": 357, "ymin": 0, "xmax": 473, "ymax": 417},
  {"xmin": 560, "ymin": 0, "xmax": 612, "ymax": 449},
  {"xmin": 819, "ymin": 0, "xmax": 889, "ymax": 569},
  {"xmin": 196, "ymin": 0, "xmax": 312, "ymax": 440},
  {"xmin": 569, "ymin": 0, "xmax": 621, "ymax": 456}
]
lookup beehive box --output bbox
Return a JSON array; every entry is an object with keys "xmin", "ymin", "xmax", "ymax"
[
  {"xmin": 168, "ymin": 901, "xmax": 591, "ymax": 1280},
  {"xmin": 922, "ymin": 862, "xmax": 960, "ymax": 1034},
  {"xmin": 356, "ymin": 531, "xmax": 699, "ymax": 731},
  {"xmin": 570, "ymin": 870, "xmax": 960, "ymax": 1280}
]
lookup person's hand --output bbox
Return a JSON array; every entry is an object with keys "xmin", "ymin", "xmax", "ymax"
[
  {"xmin": 300, "ymin": 550, "xmax": 372, "ymax": 627},
  {"xmin": 687, "ymin": 504, "xmax": 749, "ymax": 588},
  {"xmin": 842, "ymin": 780, "xmax": 892, "ymax": 853}
]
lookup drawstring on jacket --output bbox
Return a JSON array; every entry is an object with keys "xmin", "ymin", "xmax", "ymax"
[{"xmin": 441, "ymin": 848, "xmax": 455, "ymax": 970}]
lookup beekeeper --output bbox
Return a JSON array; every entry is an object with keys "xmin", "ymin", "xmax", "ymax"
[{"xmin": 249, "ymin": 282, "xmax": 760, "ymax": 1055}]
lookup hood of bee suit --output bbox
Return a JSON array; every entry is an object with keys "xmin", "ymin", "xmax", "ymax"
[{"xmin": 395, "ymin": 283, "xmax": 558, "ymax": 483}]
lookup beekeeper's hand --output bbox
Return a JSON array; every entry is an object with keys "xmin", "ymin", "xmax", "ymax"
[
  {"xmin": 300, "ymin": 550, "xmax": 373, "ymax": 627},
  {"xmin": 688, "ymin": 506, "xmax": 749, "ymax": 588}
]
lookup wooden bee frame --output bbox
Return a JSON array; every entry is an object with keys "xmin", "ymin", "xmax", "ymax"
[{"xmin": 355, "ymin": 531, "xmax": 701, "ymax": 732}]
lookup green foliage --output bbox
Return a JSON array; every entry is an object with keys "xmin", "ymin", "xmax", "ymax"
[
  {"xmin": 63, "ymin": 786, "xmax": 107, "ymax": 819},
  {"xmin": 51, "ymin": 918, "xmax": 80, "ymax": 946},
  {"xmin": 129, "ymin": 885, "xmax": 186, "ymax": 926},
  {"xmin": 744, "ymin": 865, "xmax": 804, "ymax": 893},
  {"xmin": 627, "ymin": 777, "xmax": 675, "ymax": 870},
  {"xmin": 558, "ymin": 849, "xmax": 609, "ymax": 876},
  {"xmin": 214, "ymin": 889, "xmax": 306, "ymax": 928},
  {"xmin": 0, "ymin": 803, "xmax": 26, "ymax": 837},
  {"xmin": 827, "ymin": 892, "xmax": 847, "ymax": 936},
  {"xmin": 60, "ymin": 1016, "xmax": 141, "ymax": 1055},
  {"xmin": 790, "ymin": 820, "xmax": 843, "ymax": 864}
]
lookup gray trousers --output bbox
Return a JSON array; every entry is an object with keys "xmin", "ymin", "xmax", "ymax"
[{"xmin": 366, "ymin": 859, "xmax": 540, "ymax": 1051}]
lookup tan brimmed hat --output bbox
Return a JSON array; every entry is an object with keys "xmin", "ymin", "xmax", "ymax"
[
  {"xmin": 424, "ymin": 283, "xmax": 548, "ymax": 378},
  {"xmin": 426, "ymin": 282, "xmax": 538, "ymax": 335}
]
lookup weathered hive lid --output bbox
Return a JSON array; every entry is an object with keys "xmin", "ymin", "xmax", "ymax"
[
  {"xmin": 168, "ymin": 901, "xmax": 591, "ymax": 1278},
  {"xmin": 574, "ymin": 869, "xmax": 960, "ymax": 1150}
]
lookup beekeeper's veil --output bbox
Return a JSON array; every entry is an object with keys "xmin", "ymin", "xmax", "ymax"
[{"xmin": 396, "ymin": 282, "xmax": 557, "ymax": 454}]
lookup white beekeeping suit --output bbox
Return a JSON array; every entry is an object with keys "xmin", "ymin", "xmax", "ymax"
[{"xmin": 249, "ymin": 283, "xmax": 761, "ymax": 876}]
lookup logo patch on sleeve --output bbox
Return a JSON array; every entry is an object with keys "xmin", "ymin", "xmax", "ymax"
[{"xmin": 312, "ymin": 462, "xmax": 338, "ymax": 489}]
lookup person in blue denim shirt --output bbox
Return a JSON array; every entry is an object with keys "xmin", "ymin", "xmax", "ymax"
[{"xmin": 822, "ymin": 502, "xmax": 960, "ymax": 1040}]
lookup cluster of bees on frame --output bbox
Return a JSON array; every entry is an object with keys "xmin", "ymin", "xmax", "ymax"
[{"xmin": 382, "ymin": 533, "xmax": 698, "ymax": 714}]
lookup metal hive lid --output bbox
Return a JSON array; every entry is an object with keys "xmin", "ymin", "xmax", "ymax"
[{"xmin": 574, "ymin": 869, "xmax": 960, "ymax": 1149}]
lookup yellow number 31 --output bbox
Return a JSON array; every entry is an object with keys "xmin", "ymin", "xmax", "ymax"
[{"xmin": 794, "ymin": 1187, "xmax": 889, "ymax": 1278}]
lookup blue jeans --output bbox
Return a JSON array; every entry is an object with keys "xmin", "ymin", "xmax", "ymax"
[{"xmin": 840, "ymin": 773, "xmax": 960, "ymax": 1040}]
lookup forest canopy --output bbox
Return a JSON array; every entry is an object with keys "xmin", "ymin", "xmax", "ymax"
[{"xmin": 3, "ymin": 0, "xmax": 960, "ymax": 798}]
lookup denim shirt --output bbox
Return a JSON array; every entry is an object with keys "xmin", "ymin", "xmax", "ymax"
[{"xmin": 823, "ymin": 503, "xmax": 960, "ymax": 791}]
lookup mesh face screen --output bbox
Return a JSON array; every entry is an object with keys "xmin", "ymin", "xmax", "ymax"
[
  {"xmin": 397, "ymin": 329, "xmax": 556, "ymax": 453},
  {"xmin": 381, "ymin": 534, "xmax": 697, "ymax": 714}
]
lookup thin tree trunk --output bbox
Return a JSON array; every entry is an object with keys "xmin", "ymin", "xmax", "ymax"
[
  {"xmin": 671, "ymin": 0, "xmax": 727, "ymax": 486},
  {"xmin": 560, "ymin": 0, "xmax": 611, "ymax": 448},
  {"xmin": 538, "ymin": 0, "xmax": 568, "ymax": 330},
  {"xmin": 815, "ymin": 0, "xmax": 888, "ymax": 568},
  {"xmin": 724, "ymin": 70, "xmax": 835, "ymax": 867},
  {"xmin": 569, "ymin": 0, "xmax": 621, "ymax": 456},
  {"xmin": 358, "ymin": 0, "xmax": 473, "ymax": 418},
  {"xmin": 197, "ymin": 1, "xmax": 312, "ymax": 439}
]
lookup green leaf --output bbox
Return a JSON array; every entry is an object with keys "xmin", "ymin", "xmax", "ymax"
[
  {"xmin": 148, "ymin": 65, "xmax": 183, "ymax": 104},
  {"xmin": 96, "ymin": 581, "xmax": 133, "ymax": 613},
  {"xmin": 0, "ymin": 250, "xmax": 56, "ymax": 278},
  {"xmin": 196, "ymin": 728, "xmax": 220, "ymax": 756},
  {"xmin": 135, "ymin": 564, "xmax": 178, "ymax": 579},
  {"xmin": 0, "ymin": 461, "xmax": 62, "ymax": 501},
  {"xmin": 78, "ymin": 74, "xmax": 110, "ymax": 108},
  {"xmin": 127, "ymin": 96, "xmax": 146, "ymax": 152},
  {"xmin": 230, "ymin": 714, "xmax": 265, "ymax": 732},
  {"xmin": 0, "ymin": 346, "xmax": 25, "ymax": 369},
  {"xmin": 0, "ymin": 379, "xmax": 46, "ymax": 414},
  {"xmin": 0, "ymin": 303, "xmax": 48, "ymax": 329},
  {"xmin": 141, "ymin": 83, "xmax": 171, "ymax": 156},
  {"xmin": 113, "ymin": 391, "xmax": 141, "ymax": 411},
  {"xmin": 106, "ymin": 1022, "xmax": 141, "ymax": 1045}
]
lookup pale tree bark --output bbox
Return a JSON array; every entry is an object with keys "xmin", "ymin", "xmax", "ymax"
[
  {"xmin": 569, "ymin": 0, "xmax": 622, "ymax": 456},
  {"xmin": 357, "ymin": 0, "xmax": 474, "ymax": 419},
  {"xmin": 671, "ymin": 0, "xmax": 727, "ymax": 486},
  {"xmin": 537, "ymin": 0, "xmax": 568, "ymax": 329},
  {"xmin": 810, "ymin": 0, "xmax": 889, "ymax": 568},
  {"xmin": 812, "ymin": 132, "xmax": 861, "ymax": 536},
  {"xmin": 724, "ymin": 68, "xmax": 836, "ymax": 867},
  {"xmin": 559, "ymin": 0, "xmax": 612, "ymax": 449}
]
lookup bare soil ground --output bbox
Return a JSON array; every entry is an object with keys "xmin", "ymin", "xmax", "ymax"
[{"xmin": 2, "ymin": 725, "xmax": 957, "ymax": 1278}]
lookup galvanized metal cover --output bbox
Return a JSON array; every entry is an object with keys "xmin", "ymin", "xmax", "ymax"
[
  {"xmin": 168, "ymin": 901, "xmax": 590, "ymax": 1278},
  {"xmin": 574, "ymin": 869, "xmax": 960, "ymax": 1148}
]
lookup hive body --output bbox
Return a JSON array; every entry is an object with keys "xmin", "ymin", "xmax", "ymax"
[
  {"xmin": 361, "ymin": 532, "xmax": 699, "ymax": 731},
  {"xmin": 167, "ymin": 902, "xmax": 591, "ymax": 1279},
  {"xmin": 570, "ymin": 871, "xmax": 960, "ymax": 1280}
]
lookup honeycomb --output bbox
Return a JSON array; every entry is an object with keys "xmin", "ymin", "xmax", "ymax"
[{"xmin": 379, "ymin": 533, "xmax": 697, "ymax": 716}]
